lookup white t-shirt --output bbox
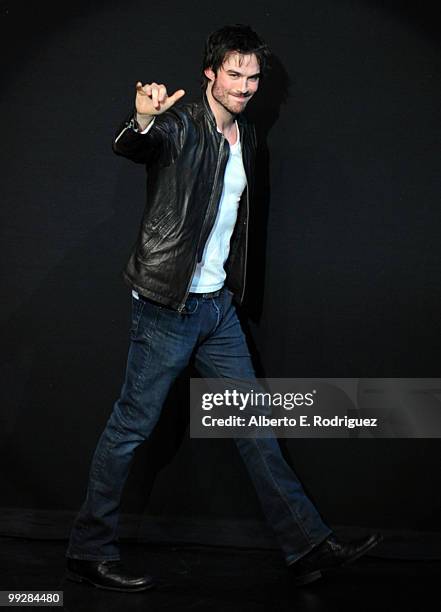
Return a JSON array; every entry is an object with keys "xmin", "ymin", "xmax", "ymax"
[{"xmin": 190, "ymin": 122, "xmax": 246, "ymax": 292}]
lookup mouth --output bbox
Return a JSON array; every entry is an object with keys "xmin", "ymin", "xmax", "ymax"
[{"xmin": 231, "ymin": 94, "xmax": 250, "ymax": 101}]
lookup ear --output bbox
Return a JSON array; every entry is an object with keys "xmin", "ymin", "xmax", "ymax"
[{"xmin": 204, "ymin": 67, "xmax": 216, "ymax": 82}]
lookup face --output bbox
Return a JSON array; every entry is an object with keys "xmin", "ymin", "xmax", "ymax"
[{"xmin": 205, "ymin": 52, "xmax": 260, "ymax": 115}]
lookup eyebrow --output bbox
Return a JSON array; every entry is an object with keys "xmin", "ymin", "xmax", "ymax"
[{"xmin": 226, "ymin": 69, "xmax": 261, "ymax": 78}]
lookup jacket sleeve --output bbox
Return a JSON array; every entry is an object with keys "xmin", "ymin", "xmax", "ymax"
[{"xmin": 112, "ymin": 109, "xmax": 185, "ymax": 167}]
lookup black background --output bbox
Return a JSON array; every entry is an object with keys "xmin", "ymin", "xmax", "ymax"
[{"xmin": 1, "ymin": 0, "xmax": 440, "ymax": 536}]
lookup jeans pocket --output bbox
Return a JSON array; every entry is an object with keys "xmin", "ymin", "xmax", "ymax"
[{"xmin": 182, "ymin": 295, "xmax": 199, "ymax": 315}]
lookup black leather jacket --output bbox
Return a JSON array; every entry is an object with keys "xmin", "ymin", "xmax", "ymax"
[{"xmin": 112, "ymin": 92, "xmax": 256, "ymax": 312}]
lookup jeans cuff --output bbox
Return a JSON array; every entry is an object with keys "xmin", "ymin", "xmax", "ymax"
[{"xmin": 284, "ymin": 528, "xmax": 333, "ymax": 566}]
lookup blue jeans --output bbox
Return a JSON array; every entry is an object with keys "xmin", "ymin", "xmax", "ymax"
[{"xmin": 66, "ymin": 287, "xmax": 331, "ymax": 564}]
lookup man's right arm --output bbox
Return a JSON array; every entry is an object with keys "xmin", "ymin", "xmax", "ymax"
[{"xmin": 112, "ymin": 81, "xmax": 185, "ymax": 165}]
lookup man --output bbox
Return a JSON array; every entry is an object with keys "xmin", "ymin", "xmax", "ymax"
[{"xmin": 65, "ymin": 24, "xmax": 381, "ymax": 592}]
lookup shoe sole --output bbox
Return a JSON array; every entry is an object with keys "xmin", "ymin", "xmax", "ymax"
[
  {"xmin": 293, "ymin": 569, "xmax": 322, "ymax": 586},
  {"xmin": 66, "ymin": 570, "xmax": 155, "ymax": 592}
]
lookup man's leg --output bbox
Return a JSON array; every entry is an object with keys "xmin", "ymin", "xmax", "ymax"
[
  {"xmin": 193, "ymin": 288, "xmax": 332, "ymax": 565},
  {"xmin": 66, "ymin": 293, "xmax": 202, "ymax": 562}
]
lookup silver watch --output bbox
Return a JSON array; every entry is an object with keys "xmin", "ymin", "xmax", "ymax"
[{"xmin": 128, "ymin": 116, "xmax": 141, "ymax": 132}]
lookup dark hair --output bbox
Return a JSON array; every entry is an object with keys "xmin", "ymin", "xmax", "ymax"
[{"xmin": 201, "ymin": 24, "xmax": 271, "ymax": 88}]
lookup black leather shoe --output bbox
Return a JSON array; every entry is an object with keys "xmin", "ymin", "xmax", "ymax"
[
  {"xmin": 289, "ymin": 533, "xmax": 383, "ymax": 586},
  {"xmin": 66, "ymin": 558, "xmax": 155, "ymax": 592}
]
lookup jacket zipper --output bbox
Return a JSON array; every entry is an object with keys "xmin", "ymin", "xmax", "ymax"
[
  {"xmin": 114, "ymin": 124, "xmax": 131, "ymax": 144},
  {"xmin": 240, "ymin": 180, "xmax": 249, "ymax": 304},
  {"xmin": 178, "ymin": 136, "xmax": 228, "ymax": 312},
  {"xmin": 238, "ymin": 125, "xmax": 250, "ymax": 304}
]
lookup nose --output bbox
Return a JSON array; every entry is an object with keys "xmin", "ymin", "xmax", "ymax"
[{"xmin": 239, "ymin": 77, "xmax": 248, "ymax": 93}]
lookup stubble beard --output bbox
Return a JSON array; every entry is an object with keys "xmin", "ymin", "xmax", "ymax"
[{"xmin": 211, "ymin": 80, "xmax": 250, "ymax": 117}]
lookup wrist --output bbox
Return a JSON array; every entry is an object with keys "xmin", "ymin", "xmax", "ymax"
[{"xmin": 135, "ymin": 112, "xmax": 154, "ymax": 130}]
